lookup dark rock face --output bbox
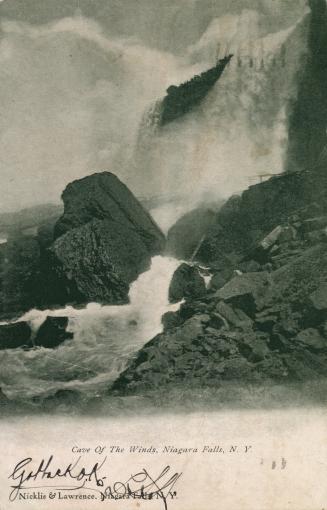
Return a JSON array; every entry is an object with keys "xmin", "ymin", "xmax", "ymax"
[
  {"xmin": 309, "ymin": 283, "xmax": 327, "ymax": 311},
  {"xmin": 295, "ymin": 328, "xmax": 327, "ymax": 351},
  {"xmin": 168, "ymin": 263, "xmax": 206, "ymax": 304},
  {"xmin": 195, "ymin": 164, "xmax": 327, "ymax": 269},
  {"xmin": 34, "ymin": 317, "xmax": 73, "ymax": 349},
  {"xmin": 0, "ymin": 322, "xmax": 32, "ymax": 350},
  {"xmin": 162, "ymin": 311, "xmax": 182, "ymax": 331},
  {"xmin": 166, "ymin": 207, "xmax": 216, "ymax": 259},
  {"xmin": 54, "ymin": 172, "xmax": 164, "ymax": 253},
  {"xmin": 49, "ymin": 172, "xmax": 165, "ymax": 305},
  {"xmin": 209, "ymin": 267, "xmax": 234, "ymax": 291},
  {"xmin": 111, "ymin": 207, "xmax": 327, "ymax": 395},
  {"xmin": 215, "ymin": 272, "xmax": 270, "ymax": 318},
  {"xmin": 52, "ymin": 218, "xmax": 151, "ymax": 304},
  {"xmin": 0, "ymin": 172, "xmax": 166, "ymax": 312},
  {"xmin": 159, "ymin": 55, "xmax": 233, "ymax": 126},
  {"xmin": 286, "ymin": 0, "xmax": 327, "ymax": 172}
]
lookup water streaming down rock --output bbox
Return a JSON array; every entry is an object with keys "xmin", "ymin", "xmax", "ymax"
[
  {"xmin": 132, "ymin": 10, "xmax": 310, "ymax": 209},
  {"xmin": 0, "ymin": 256, "xmax": 181, "ymax": 402}
]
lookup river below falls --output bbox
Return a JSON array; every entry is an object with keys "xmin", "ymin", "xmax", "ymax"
[{"xmin": 0, "ymin": 256, "xmax": 181, "ymax": 403}]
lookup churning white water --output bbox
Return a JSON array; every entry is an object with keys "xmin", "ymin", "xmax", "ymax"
[{"xmin": 0, "ymin": 256, "xmax": 181, "ymax": 402}]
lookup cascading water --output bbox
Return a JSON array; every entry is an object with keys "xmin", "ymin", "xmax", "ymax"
[
  {"xmin": 132, "ymin": 9, "xmax": 310, "ymax": 214},
  {"xmin": 0, "ymin": 256, "xmax": 181, "ymax": 402}
]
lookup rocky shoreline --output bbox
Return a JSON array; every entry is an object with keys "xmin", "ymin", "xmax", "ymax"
[
  {"xmin": 111, "ymin": 165, "xmax": 327, "ymax": 395},
  {"xmin": 2, "ymin": 163, "xmax": 327, "ymax": 404}
]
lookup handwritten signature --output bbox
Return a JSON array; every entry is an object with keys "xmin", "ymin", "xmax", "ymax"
[{"xmin": 8, "ymin": 456, "xmax": 182, "ymax": 509}]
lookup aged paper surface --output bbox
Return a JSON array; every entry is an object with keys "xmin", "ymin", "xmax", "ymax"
[{"xmin": 0, "ymin": 1, "xmax": 327, "ymax": 509}]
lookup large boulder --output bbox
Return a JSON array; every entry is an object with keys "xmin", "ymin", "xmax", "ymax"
[
  {"xmin": 51, "ymin": 219, "xmax": 154, "ymax": 304},
  {"xmin": 34, "ymin": 316, "xmax": 73, "ymax": 349},
  {"xmin": 215, "ymin": 272, "xmax": 271, "ymax": 317},
  {"xmin": 309, "ymin": 283, "xmax": 327, "ymax": 311},
  {"xmin": 54, "ymin": 172, "xmax": 164, "ymax": 253},
  {"xmin": 168, "ymin": 263, "xmax": 206, "ymax": 304},
  {"xmin": 295, "ymin": 328, "xmax": 327, "ymax": 351},
  {"xmin": 50, "ymin": 172, "xmax": 165, "ymax": 305},
  {"xmin": 0, "ymin": 321, "xmax": 32, "ymax": 350}
]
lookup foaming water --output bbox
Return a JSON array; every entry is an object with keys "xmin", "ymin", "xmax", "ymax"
[{"xmin": 0, "ymin": 256, "xmax": 181, "ymax": 402}]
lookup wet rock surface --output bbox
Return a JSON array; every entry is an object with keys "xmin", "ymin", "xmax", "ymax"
[
  {"xmin": 111, "ymin": 171, "xmax": 327, "ymax": 394},
  {"xmin": 34, "ymin": 316, "xmax": 74, "ymax": 349},
  {"xmin": 168, "ymin": 263, "xmax": 206, "ymax": 303},
  {"xmin": 50, "ymin": 172, "xmax": 165, "ymax": 305},
  {"xmin": 0, "ymin": 321, "xmax": 32, "ymax": 350},
  {"xmin": 0, "ymin": 172, "xmax": 166, "ymax": 312}
]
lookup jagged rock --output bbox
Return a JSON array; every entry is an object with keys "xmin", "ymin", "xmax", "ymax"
[
  {"xmin": 278, "ymin": 226, "xmax": 297, "ymax": 244},
  {"xmin": 178, "ymin": 300, "xmax": 210, "ymax": 321},
  {"xmin": 215, "ymin": 357, "xmax": 254, "ymax": 381},
  {"xmin": 301, "ymin": 216, "xmax": 327, "ymax": 233},
  {"xmin": 160, "ymin": 56, "xmax": 232, "ymax": 126},
  {"xmin": 215, "ymin": 301, "xmax": 253, "ymax": 329},
  {"xmin": 215, "ymin": 272, "xmax": 270, "ymax": 315},
  {"xmin": 168, "ymin": 263, "xmax": 206, "ymax": 304},
  {"xmin": 268, "ymin": 332, "xmax": 291, "ymax": 353},
  {"xmin": 260, "ymin": 226, "xmax": 284, "ymax": 250},
  {"xmin": 1, "ymin": 173, "xmax": 166, "ymax": 312},
  {"xmin": 54, "ymin": 172, "xmax": 164, "ymax": 250},
  {"xmin": 161, "ymin": 311, "xmax": 182, "ymax": 331},
  {"xmin": 196, "ymin": 165, "xmax": 327, "ymax": 267},
  {"xmin": 0, "ymin": 321, "xmax": 32, "ymax": 350},
  {"xmin": 247, "ymin": 226, "xmax": 296, "ymax": 264},
  {"xmin": 166, "ymin": 207, "xmax": 216, "ymax": 259},
  {"xmin": 295, "ymin": 328, "xmax": 327, "ymax": 351},
  {"xmin": 52, "ymin": 218, "xmax": 151, "ymax": 304},
  {"xmin": 226, "ymin": 293, "xmax": 257, "ymax": 319},
  {"xmin": 306, "ymin": 283, "xmax": 327, "ymax": 324},
  {"xmin": 207, "ymin": 312, "xmax": 226, "ymax": 330},
  {"xmin": 216, "ymin": 272, "xmax": 270, "ymax": 299},
  {"xmin": 305, "ymin": 229, "xmax": 327, "ymax": 244},
  {"xmin": 209, "ymin": 267, "xmax": 234, "ymax": 291},
  {"xmin": 47, "ymin": 172, "xmax": 165, "ymax": 305},
  {"xmin": 240, "ymin": 332, "xmax": 270, "ymax": 362},
  {"xmin": 34, "ymin": 317, "xmax": 73, "ymax": 349},
  {"xmin": 255, "ymin": 315, "xmax": 277, "ymax": 333}
]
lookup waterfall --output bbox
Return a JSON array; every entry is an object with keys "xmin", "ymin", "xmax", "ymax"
[
  {"xmin": 0, "ymin": 256, "xmax": 181, "ymax": 402},
  {"xmin": 132, "ymin": 10, "xmax": 310, "ymax": 213}
]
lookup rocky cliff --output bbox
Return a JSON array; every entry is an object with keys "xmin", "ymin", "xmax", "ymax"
[
  {"xmin": 0, "ymin": 172, "xmax": 165, "ymax": 315},
  {"xmin": 159, "ymin": 55, "xmax": 233, "ymax": 126},
  {"xmin": 286, "ymin": 0, "xmax": 327, "ymax": 171},
  {"xmin": 54, "ymin": 172, "xmax": 164, "ymax": 253},
  {"xmin": 111, "ymin": 165, "xmax": 327, "ymax": 395},
  {"xmin": 51, "ymin": 172, "xmax": 165, "ymax": 305}
]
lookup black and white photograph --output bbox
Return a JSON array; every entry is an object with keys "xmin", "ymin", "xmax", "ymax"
[{"xmin": 0, "ymin": 1, "xmax": 327, "ymax": 508}]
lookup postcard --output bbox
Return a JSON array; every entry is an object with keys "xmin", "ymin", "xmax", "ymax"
[{"xmin": 0, "ymin": 1, "xmax": 327, "ymax": 509}]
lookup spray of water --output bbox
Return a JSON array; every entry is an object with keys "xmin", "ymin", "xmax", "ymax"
[
  {"xmin": 132, "ymin": 10, "xmax": 309, "ymax": 226},
  {"xmin": 0, "ymin": 256, "xmax": 181, "ymax": 401}
]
